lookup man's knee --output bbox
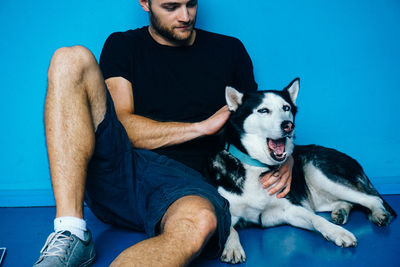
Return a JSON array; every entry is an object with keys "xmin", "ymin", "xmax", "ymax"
[
  {"xmin": 193, "ymin": 207, "xmax": 217, "ymax": 238},
  {"xmin": 48, "ymin": 45, "xmax": 96, "ymax": 81},
  {"xmin": 161, "ymin": 196, "xmax": 218, "ymax": 253},
  {"xmin": 176, "ymin": 205, "xmax": 217, "ymax": 254}
]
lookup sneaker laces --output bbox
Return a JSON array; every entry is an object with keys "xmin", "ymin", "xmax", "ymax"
[{"xmin": 40, "ymin": 231, "xmax": 74, "ymax": 260}]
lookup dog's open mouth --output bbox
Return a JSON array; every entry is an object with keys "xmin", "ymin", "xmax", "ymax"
[{"xmin": 267, "ymin": 138, "xmax": 287, "ymax": 162}]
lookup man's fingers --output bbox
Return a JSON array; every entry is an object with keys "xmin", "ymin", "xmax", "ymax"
[
  {"xmin": 260, "ymin": 156, "xmax": 293, "ymax": 197},
  {"xmin": 268, "ymin": 173, "xmax": 289, "ymax": 195},
  {"xmin": 276, "ymin": 176, "xmax": 292, "ymax": 198},
  {"xmin": 199, "ymin": 105, "xmax": 231, "ymax": 136},
  {"xmin": 217, "ymin": 105, "xmax": 229, "ymax": 114},
  {"xmin": 261, "ymin": 173, "xmax": 279, "ymax": 188},
  {"xmin": 213, "ymin": 105, "xmax": 230, "ymax": 118}
]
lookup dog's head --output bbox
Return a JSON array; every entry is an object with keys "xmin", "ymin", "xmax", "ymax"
[{"xmin": 225, "ymin": 78, "xmax": 299, "ymax": 166}]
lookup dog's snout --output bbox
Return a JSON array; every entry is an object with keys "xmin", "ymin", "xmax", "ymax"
[{"xmin": 281, "ymin": 120, "xmax": 294, "ymax": 133}]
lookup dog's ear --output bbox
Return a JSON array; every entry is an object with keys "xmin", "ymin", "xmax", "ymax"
[
  {"xmin": 226, "ymin": 86, "xmax": 243, "ymax": 111},
  {"xmin": 286, "ymin": 78, "xmax": 300, "ymax": 104}
]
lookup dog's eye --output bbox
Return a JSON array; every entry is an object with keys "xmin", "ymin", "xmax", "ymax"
[
  {"xmin": 283, "ymin": 105, "xmax": 291, "ymax": 111},
  {"xmin": 257, "ymin": 108, "xmax": 270, "ymax": 114}
]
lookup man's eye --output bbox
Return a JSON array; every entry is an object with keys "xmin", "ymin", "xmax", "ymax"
[
  {"xmin": 257, "ymin": 108, "xmax": 270, "ymax": 114},
  {"xmin": 283, "ymin": 105, "xmax": 290, "ymax": 111},
  {"xmin": 187, "ymin": 0, "xmax": 198, "ymax": 7},
  {"xmin": 163, "ymin": 5, "xmax": 178, "ymax": 11}
]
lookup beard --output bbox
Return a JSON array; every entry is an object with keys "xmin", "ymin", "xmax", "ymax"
[{"xmin": 149, "ymin": 9, "xmax": 196, "ymax": 45}]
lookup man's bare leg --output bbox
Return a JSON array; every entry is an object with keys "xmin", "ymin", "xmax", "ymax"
[
  {"xmin": 45, "ymin": 46, "xmax": 219, "ymax": 266},
  {"xmin": 45, "ymin": 45, "xmax": 107, "ymax": 218},
  {"xmin": 34, "ymin": 46, "xmax": 105, "ymax": 266},
  {"xmin": 110, "ymin": 195, "xmax": 218, "ymax": 267}
]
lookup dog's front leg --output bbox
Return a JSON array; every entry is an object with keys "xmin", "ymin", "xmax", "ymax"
[{"xmin": 221, "ymin": 226, "xmax": 246, "ymax": 264}]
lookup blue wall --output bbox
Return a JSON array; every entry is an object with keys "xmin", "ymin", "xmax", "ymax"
[{"xmin": 1, "ymin": 0, "xmax": 399, "ymax": 206}]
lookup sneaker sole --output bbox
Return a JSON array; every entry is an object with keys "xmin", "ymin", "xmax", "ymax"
[{"xmin": 80, "ymin": 256, "xmax": 95, "ymax": 267}]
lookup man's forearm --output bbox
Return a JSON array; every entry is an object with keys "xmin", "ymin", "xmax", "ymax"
[
  {"xmin": 118, "ymin": 113, "xmax": 204, "ymax": 150},
  {"xmin": 104, "ymin": 77, "xmax": 230, "ymax": 149}
]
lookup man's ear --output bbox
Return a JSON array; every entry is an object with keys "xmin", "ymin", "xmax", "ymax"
[
  {"xmin": 226, "ymin": 86, "xmax": 243, "ymax": 112},
  {"xmin": 139, "ymin": 0, "xmax": 150, "ymax": 12}
]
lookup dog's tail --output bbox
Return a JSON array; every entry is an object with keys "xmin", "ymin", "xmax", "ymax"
[
  {"xmin": 382, "ymin": 196, "xmax": 397, "ymax": 218},
  {"xmin": 360, "ymin": 173, "xmax": 397, "ymax": 219}
]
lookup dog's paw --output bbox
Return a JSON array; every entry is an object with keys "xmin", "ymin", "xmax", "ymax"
[
  {"xmin": 322, "ymin": 225, "xmax": 357, "ymax": 247},
  {"xmin": 369, "ymin": 209, "xmax": 392, "ymax": 226},
  {"xmin": 220, "ymin": 242, "xmax": 246, "ymax": 264},
  {"xmin": 331, "ymin": 208, "xmax": 349, "ymax": 225},
  {"xmin": 221, "ymin": 227, "xmax": 246, "ymax": 264}
]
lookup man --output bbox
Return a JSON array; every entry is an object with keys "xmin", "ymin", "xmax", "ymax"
[{"xmin": 34, "ymin": 0, "xmax": 293, "ymax": 266}]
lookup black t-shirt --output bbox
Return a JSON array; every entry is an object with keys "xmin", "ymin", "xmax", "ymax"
[{"xmin": 100, "ymin": 26, "xmax": 257, "ymax": 172}]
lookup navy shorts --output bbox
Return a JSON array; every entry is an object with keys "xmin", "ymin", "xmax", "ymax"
[{"xmin": 84, "ymin": 90, "xmax": 231, "ymax": 258}]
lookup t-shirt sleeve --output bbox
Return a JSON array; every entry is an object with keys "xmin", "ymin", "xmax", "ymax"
[
  {"xmin": 231, "ymin": 39, "xmax": 258, "ymax": 93},
  {"xmin": 99, "ymin": 32, "xmax": 133, "ymax": 82}
]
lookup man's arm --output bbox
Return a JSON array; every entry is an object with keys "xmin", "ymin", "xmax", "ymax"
[{"xmin": 105, "ymin": 77, "xmax": 230, "ymax": 149}]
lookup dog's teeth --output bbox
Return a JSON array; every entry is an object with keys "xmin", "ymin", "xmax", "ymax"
[{"xmin": 283, "ymin": 152, "xmax": 287, "ymax": 157}]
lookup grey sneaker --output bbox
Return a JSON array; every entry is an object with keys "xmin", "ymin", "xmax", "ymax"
[{"xmin": 33, "ymin": 230, "xmax": 95, "ymax": 267}]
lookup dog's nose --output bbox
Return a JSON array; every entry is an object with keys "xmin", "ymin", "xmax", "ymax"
[{"xmin": 281, "ymin": 120, "xmax": 294, "ymax": 133}]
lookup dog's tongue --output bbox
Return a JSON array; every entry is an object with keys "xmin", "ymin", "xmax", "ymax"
[{"xmin": 268, "ymin": 138, "xmax": 285, "ymax": 155}]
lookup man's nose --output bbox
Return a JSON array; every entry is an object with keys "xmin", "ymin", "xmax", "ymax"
[{"xmin": 178, "ymin": 7, "xmax": 190, "ymax": 22}]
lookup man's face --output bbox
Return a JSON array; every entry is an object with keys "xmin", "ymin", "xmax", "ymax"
[{"xmin": 147, "ymin": 0, "xmax": 198, "ymax": 45}]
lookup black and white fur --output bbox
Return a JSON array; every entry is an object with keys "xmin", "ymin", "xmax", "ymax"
[{"xmin": 208, "ymin": 78, "xmax": 396, "ymax": 264}]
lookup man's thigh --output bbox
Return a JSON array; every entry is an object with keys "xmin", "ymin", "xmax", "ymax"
[{"xmin": 84, "ymin": 88, "xmax": 140, "ymax": 229}]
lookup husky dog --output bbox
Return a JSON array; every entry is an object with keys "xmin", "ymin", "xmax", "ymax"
[{"xmin": 208, "ymin": 78, "xmax": 396, "ymax": 264}]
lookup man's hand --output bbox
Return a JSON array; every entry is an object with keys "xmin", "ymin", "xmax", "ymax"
[
  {"xmin": 195, "ymin": 105, "xmax": 231, "ymax": 136},
  {"xmin": 260, "ymin": 156, "xmax": 294, "ymax": 198}
]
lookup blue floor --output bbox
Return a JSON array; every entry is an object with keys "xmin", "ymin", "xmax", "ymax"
[{"xmin": 0, "ymin": 195, "xmax": 399, "ymax": 267}]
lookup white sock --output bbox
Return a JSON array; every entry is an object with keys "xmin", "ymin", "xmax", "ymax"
[{"xmin": 54, "ymin": 216, "xmax": 87, "ymax": 241}]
